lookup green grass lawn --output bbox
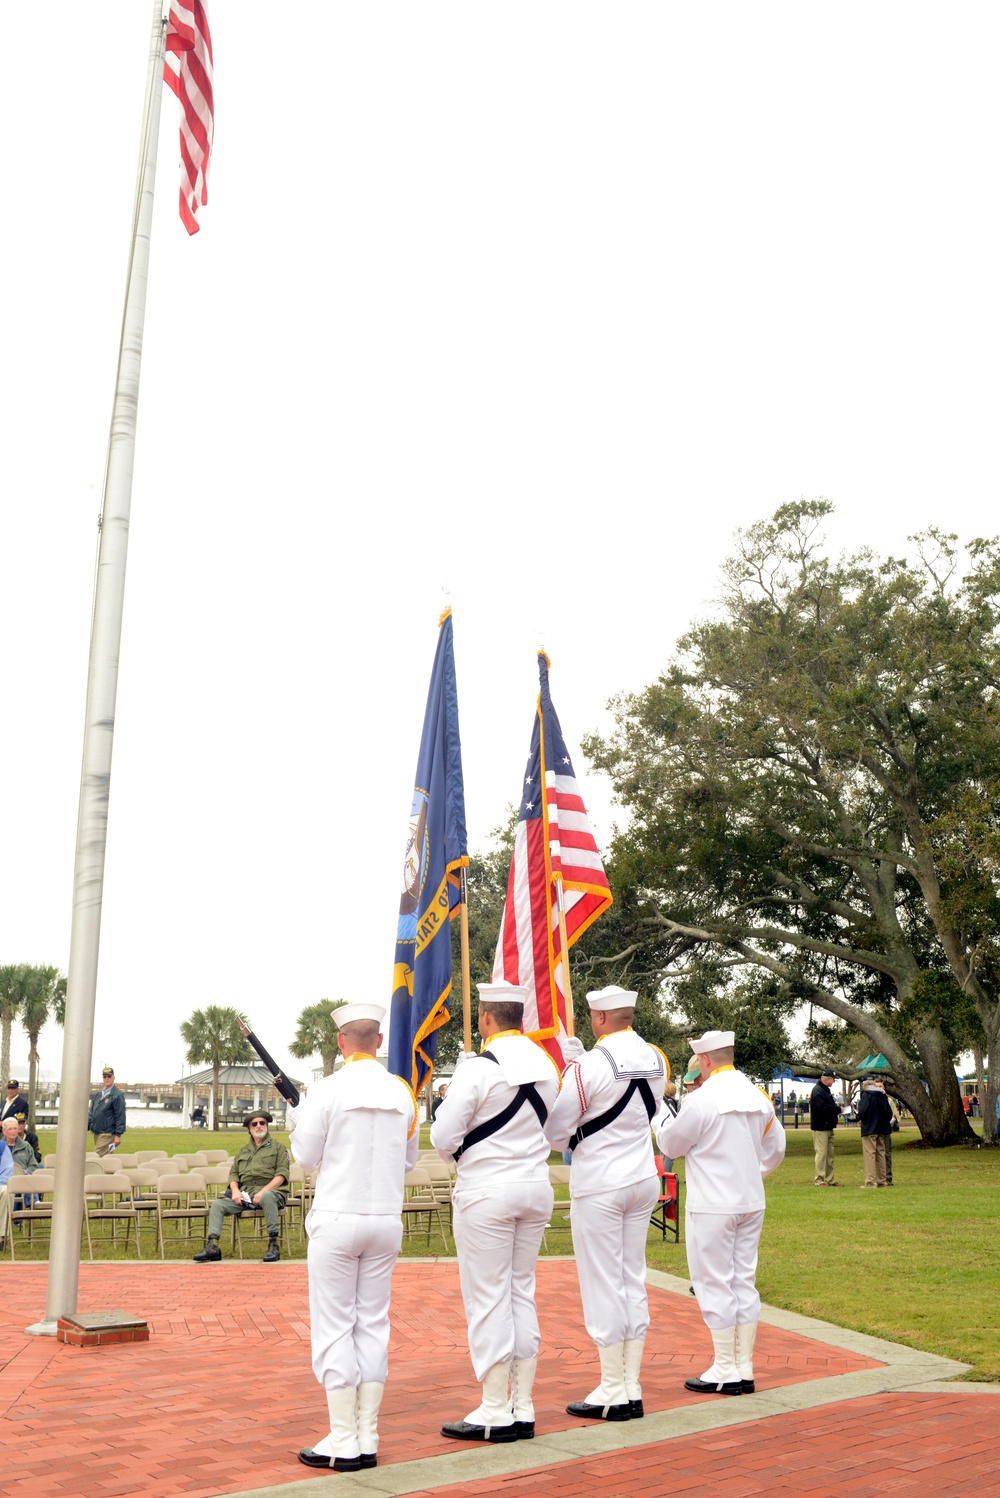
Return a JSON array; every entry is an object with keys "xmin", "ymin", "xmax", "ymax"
[{"xmin": 20, "ymin": 1124, "xmax": 1000, "ymax": 1381}]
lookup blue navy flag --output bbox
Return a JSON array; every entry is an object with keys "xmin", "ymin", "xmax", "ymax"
[{"xmin": 388, "ymin": 611, "xmax": 468, "ymax": 1095}]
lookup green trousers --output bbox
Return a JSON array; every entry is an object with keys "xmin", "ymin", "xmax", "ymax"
[{"xmin": 208, "ymin": 1191, "xmax": 284, "ymax": 1237}]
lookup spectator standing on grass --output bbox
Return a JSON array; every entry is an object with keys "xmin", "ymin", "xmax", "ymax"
[
  {"xmin": 858, "ymin": 1078, "xmax": 892, "ymax": 1187},
  {"xmin": 87, "ymin": 1066, "xmax": 126, "ymax": 1155},
  {"xmin": 809, "ymin": 1071, "xmax": 842, "ymax": 1187}
]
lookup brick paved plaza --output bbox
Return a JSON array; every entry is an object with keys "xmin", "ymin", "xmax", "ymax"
[{"xmin": 0, "ymin": 1260, "xmax": 996, "ymax": 1498}]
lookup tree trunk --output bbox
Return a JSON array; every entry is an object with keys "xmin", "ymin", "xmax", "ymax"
[
  {"xmin": 914, "ymin": 1025, "xmax": 976, "ymax": 1145},
  {"xmin": 211, "ymin": 1064, "xmax": 219, "ymax": 1131},
  {"xmin": 0, "ymin": 1016, "xmax": 11, "ymax": 1091},
  {"xmin": 982, "ymin": 1021, "xmax": 1000, "ymax": 1145},
  {"xmin": 26, "ymin": 1028, "xmax": 40, "ymax": 1131}
]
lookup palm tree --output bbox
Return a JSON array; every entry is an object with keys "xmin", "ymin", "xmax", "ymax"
[
  {"xmin": 180, "ymin": 1006, "xmax": 253, "ymax": 1129},
  {"xmin": 0, "ymin": 964, "xmax": 27, "ymax": 1086},
  {"xmin": 20, "ymin": 966, "xmax": 65, "ymax": 1128},
  {"xmin": 288, "ymin": 999, "xmax": 347, "ymax": 1077}
]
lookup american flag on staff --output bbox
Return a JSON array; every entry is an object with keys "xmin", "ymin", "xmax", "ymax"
[
  {"xmin": 164, "ymin": 2, "xmax": 214, "ymax": 234},
  {"xmin": 492, "ymin": 652, "xmax": 612, "ymax": 1065}
]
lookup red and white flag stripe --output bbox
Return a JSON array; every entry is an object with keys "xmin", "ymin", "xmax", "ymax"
[
  {"xmin": 492, "ymin": 654, "xmax": 612, "ymax": 1066},
  {"xmin": 164, "ymin": 2, "xmax": 214, "ymax": 234}
]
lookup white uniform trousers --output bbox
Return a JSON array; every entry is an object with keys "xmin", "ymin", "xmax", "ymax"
[
  {"xmin": 306, "ymin": 1209, "xmax": 403, "ymax": 1390},
  {"xmin": 570, "ymin": 1176, "xmax": 659, "ymax": 1347},
  {"xmin": 685, "ymin": 1209, "xmax": 765, "ymax": 1330},
  {"xmin": 452, "ymin": 1180, "xmax": 553, "ymax": 1382}
]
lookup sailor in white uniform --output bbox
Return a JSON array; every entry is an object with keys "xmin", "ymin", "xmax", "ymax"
[
  {"xmin": 656, "ymin": 1029, "xmax": 785, "ymax": 1396},
  {"xmin": 431, "ymin": 982, "xmax": 561, "ymax": 1443},
  {"xmin": 288, "ymin": 1002, "xmax": 419, "ymax": 1472},
  {"xmin": 544, "ymin": 985, "xmax": 667, "ymax": 1422}
]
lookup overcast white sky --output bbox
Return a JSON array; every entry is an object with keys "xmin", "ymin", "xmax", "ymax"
[{"xmin": 2, "ymin": 3, "xmax": 997, "ymax": 1087}]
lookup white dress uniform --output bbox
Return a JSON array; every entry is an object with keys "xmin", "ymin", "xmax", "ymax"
[
  {"xmin": 656, "ymin": 1046, "xmax": 785, "ymax": 1395},
  {"xmin": 290, "ymin": 1009, "xmax": 418, "ymax": 1470},
  {"xmin": 544, "ymin": 1000, "xmax": 666, "ymax": 1421},
  {"xmin": 431, "ymin": 1018, "xmax": 560, "ymax": 1441}
]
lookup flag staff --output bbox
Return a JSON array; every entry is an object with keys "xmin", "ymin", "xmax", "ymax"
[
  {"xmin": 459, "ymin": 868, "xmax": 473, "ymax": 1051},
  {"xmin": 555, "ymin": 880, "xmax": 576, "ymax": 1038},
  {"xmin": 26, "ymin": 0, "xmax": 168, "ymax": 1336}
]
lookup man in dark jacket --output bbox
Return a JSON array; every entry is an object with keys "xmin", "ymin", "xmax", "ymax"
[
  {"xmin": 1, "ymin": 1081, "xmax": 30, "ymax": 1125},
  {"xmin": 809, "ymin": 1071, "xmax": 842, "ymax": 1187},
  {"xmin": 87, "ymin": 1066, "xmax": 127, "ymax": 1156},
  {"xmin": 858, "ymin": 1078, "xmax": 892, "ymax": 1187}
]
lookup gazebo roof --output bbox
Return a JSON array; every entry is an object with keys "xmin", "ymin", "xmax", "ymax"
[{"xmin": 175, "ymin": 1065, "xmax": 303, "ymax": 1088}]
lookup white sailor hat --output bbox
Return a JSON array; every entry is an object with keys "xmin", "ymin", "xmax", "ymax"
[
  {"xmin": 476, "ymin": 983, "xmax": 529, "ymax": 1004},
  {"xmin": 333, "ymin": 1003, "xmax": 386, "ymax": 1029},
  {"xmin": 586, "ymin": 985, "xmax": 638, "ymax": 1010},
  {"xmin": 688, "ymin": 1029, "xmax": 735, "ymax": 1053}
]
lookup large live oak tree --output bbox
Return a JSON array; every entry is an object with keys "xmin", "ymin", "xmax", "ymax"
[{"xmin": 582, "ymin": 501, "xmax": 1000, "ymax": 1145}]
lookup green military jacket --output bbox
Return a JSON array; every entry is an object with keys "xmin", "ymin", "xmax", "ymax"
[{"xmin": 232, "ymin": 1134, "xmax": 290, "ymax": 1200}]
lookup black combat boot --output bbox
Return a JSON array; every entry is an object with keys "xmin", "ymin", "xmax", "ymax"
[
  {"xmin": 263, "ymin": 1232, "xmax": 280, "ymax": 1262},
  {"xmin": 193, "ymin": 1235, "xmax": 222, "ymax": 1262}
]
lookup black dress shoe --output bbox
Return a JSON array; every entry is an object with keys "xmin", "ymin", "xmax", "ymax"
[
  {"xmin": 629, "ymin": 1399, "xmax": 644, "ymax": 1418},
  {"xmin": 441, "ymin": 1420, "xmax": 519, "ymax": 1443},
  {"xmin": 683, "ymin": 1377, "xmax": 743, "ymax": 1395},
  {"xmin": 296, "ymin": 1449, "xmax": 362, "ymax": 1471},
  {"xmin": 565, "ymin": 1400, "xmax": 631, "ymax": 1421},
  {"xmin": 741, "ymin": 1379, "xmax": 755, "ymax": 1393},
  {"xmin": 358, "ymin": 1453, "xmax": 377, "ymax": 1468},
  {"xmin": 513, "ymin": 1420, "xmax": 534, "ymax": 1438}
]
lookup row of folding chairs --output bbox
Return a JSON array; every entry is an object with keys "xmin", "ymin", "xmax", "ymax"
[
  {"xmin": 5, "ymin": 1162, "xmax": 319, "ymax": 1261},
  {"xmin": 41, "ymin": 1149, "xmax": 235, "ymax": 1171}
]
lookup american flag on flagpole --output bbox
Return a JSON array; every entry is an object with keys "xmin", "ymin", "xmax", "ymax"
[
  {"xmin": 164, "ymin": 2, "xmax": 214, "ymax": 234},
  {"xmin": 492, "ymin": 652, "xmax": 613, "ymax": 1066}
]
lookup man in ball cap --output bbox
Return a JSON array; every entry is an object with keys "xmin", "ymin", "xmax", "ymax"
[
  {"xmin": 193, "ymin": 1107, "xmax": 290, "ymax": 1263},
  {"xmin": 544, "ymin": 985, "xmax": 668, "ymax": 1422},
  {"xmin": 657, "ymin": 1030, "xmax": 785, "ymax": 1396},
  {"xmin": 288, "ymin": 1001, "xmax": 418, "ymax": 1473},
  {"xmin": 431, "ymin": 982, "xmax": 561, "ymax": 1443},
  {"xmin": 1, "ymin": 1080, "xmax": 29, "ymax": 1125}
]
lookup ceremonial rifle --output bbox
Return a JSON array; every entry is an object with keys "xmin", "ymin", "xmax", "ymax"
[{"xmin": 237, "ymin": 1014, "xmax": 301, "ymax": 1107}]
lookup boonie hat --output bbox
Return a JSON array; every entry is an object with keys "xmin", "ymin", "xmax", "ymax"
[{"xmin": 244, "ymin": 1110, "xmax": 273, "ymax": 1127}]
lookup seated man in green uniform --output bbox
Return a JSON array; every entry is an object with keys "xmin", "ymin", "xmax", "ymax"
[{"xmin": 194, "ymin": 1109, "xmax": 290, "ymax": 1263}]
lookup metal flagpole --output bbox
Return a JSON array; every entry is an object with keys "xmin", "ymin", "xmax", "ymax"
[
  {"xmin": 556, "ymin": 881, "xmax": 576, "ymax": 1039},
  {"xmin": 460, "ymin": 867, "xmax": 472, "ymax": 1053},
  {"xmin": 26, "ymin": 0, "xmax": 168, "ymax": 1336}
]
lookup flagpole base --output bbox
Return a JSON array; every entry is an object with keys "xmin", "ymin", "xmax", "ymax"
[{"xmin": 24, "ymin": 1319, "xmax": 59, "ymax": 1338}]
